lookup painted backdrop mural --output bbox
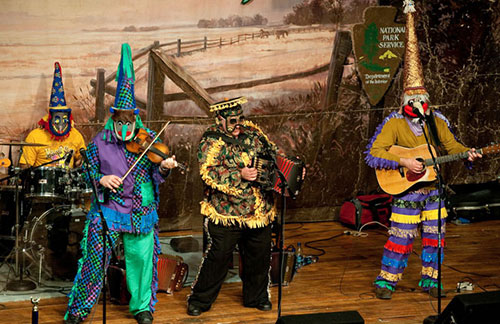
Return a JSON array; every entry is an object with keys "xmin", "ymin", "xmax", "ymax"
[{"xmin": 1, "ymin": 0, "xmax": 499, "ymax": 231}]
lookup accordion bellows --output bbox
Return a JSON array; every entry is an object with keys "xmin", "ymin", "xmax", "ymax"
[{"xmin": 254, "ymin": 155, "xmax": 304, "ymax": 198}]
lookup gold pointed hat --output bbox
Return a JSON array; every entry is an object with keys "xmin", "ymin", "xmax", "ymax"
[{"xmin": 403, "ymin": 0, "xmax": 427, "ymax": 96}]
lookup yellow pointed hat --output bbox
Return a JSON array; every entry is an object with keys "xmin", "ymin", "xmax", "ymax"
[{"xmin": 403, "ymin": 0, "xmax": 427, "ymax": 96}]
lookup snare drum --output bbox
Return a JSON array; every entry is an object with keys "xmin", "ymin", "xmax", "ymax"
[{"xmin": 25, "ymin": 167, "xmax": 69, "ymax": 201}]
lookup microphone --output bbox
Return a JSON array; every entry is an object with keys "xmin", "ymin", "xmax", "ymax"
[
  {"xmin": 412, "ymin": 107, "xmax": 426, "ymax": 121},
  {"xmin": 64, "ymin": 149, "xmax": 74, "ymax": 166}
]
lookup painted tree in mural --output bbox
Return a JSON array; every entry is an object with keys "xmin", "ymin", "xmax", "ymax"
[{"xmin": 284, "ymin": 0, "xmax": 344, "ymax": 25}]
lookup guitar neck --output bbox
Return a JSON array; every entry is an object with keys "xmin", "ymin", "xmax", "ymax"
[{"xmin": 424, "ymin": 148, "xmax": 483, "ymax": 166}]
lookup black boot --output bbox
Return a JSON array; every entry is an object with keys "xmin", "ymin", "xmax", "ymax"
[{"xmin": 134, "ymin": 311, "xmax": 153, "ymax": 324}]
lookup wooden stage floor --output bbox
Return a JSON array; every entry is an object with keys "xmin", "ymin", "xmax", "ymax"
[{"xmin": 1, "ymin": 219, "xmax": 499, "ymax": 324}]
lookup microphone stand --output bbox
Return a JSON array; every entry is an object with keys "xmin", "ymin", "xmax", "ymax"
[
  {"xmin": 79, "ymin": 148, "xmax": 110, "ymax": 324},
  {"xmin": 272, "ymin": 158, "xmax": 295, "ymax": 324},
  {"xmin": 416, "ymin": 115, "xmax": 444, "ymax": 324}
]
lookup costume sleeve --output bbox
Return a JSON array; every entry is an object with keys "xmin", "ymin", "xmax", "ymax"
[
  {"xmin": 198, "ymin": 136, "xmax": 243, "ymax": 197},
  {"xmin": 435, "ymin": 116, "xmax": 469, "ymax": 155},
  {"xmin": 19, "ymin": 131, "xmax": 39, "ymax": 166},
  {"xmin": 365, "ymin": 118, "xmax": 401, "ymax": 170},
  {"xmin": 82, "ymin": 141, "xmax": 104, "ymax": 189}
]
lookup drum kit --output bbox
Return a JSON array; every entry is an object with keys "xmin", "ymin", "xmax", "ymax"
[{"xmin": 0, "ymin": 141, "xmax": 90, "ymax": 290}]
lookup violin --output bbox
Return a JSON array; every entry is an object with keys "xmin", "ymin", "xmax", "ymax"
[{"xmin": 125, "ymin": 128, "xmax": 187, "ymax": 174}]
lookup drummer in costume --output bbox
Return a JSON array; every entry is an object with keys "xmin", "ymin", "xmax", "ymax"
[
  {"xmin": 187, "ymin": 97, "xmax": 277, "ymax": 316},
  {"xmin": 64, "ymin": 44, "xmax": 177, "ymax": 324},
  {"xmin": 20, "ymin": 62, "xmax": 85, "ymax": 168}
]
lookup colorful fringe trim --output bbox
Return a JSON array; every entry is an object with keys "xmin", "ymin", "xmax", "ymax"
[
  {"xmin": 421, "ymin": 251, "xmax": 444, "ymax": 263},
  {"xmin": 382, "ymin": 256, "xmax": 408, "ymax": 268},
  {"xmin": 388, "ymin": 227, "xmax": 419, "ymax": 238},
  {"xmin": 200, "ymin": 200, "xmax": 276, "ymax": 229},
  {"xmin": 390, "ymin": 213, "xmax": 421, "ymax": 224},
  {"xmin": 422, "ymin": 237, "xmax": 446, "ymax": 248},
  {"xmin": 384, "ymin": 240, "xmax": 413, "ymax": 254},
  {"xmin": 199, "ymin": 137, "xmax": 243, "ymax": 197},
  {"xmin": 419, "ymin": 278, "xmax": 442, "ymax": 290},
  {"xmin": 421, "ymin": 208, "xmax": 448, "ymax": 220},
  {"xmin": 421, "ymin": 266, "xmax": 439, "ymax": 279},
  {"xmin": 379, "ymin": 270, "xmax": 403, "ymax": 282},
  {"xmin": 364, "ymin": 112, "xmax": 403, "ymax": 170},
  {"xmin": 374, "ymin": 280, "xmax": 395, "ymax": 291},
  {"xmin": 242, "ymin": 120, "xmax": 276, "ymax": 149}
]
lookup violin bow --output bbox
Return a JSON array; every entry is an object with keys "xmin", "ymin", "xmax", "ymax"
[{"xmin": 120, "ymin": 121, "xmax": 170, "ymax": 182}]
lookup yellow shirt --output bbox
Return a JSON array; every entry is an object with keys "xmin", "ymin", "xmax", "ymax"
[
  {"xmin": 370, "ymin": 114, "xmax": 469, "ymax": 165},
  {"xmin": 19, "ymin": 128, "xmax": 86, "ymax": 168}
]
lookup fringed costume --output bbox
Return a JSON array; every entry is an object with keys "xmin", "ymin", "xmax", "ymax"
[
  {"xmin": 65, "ymin": 44, "xmax": 169, "ymax": 324},
  {"xmin": 366, "ymin": 111, "xmax": 469, "ymax": 292},
  {"xmin": 188, "ymin": 98, "xmax": 277, "ymax": 313}
]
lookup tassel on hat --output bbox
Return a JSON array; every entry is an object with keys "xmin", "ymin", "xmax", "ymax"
[
  {"xmin": 402, "ymin": 0, "xmax": 427, "ymax": 96},
  {"xmin": 110, "ymin": 43, "xmax": 139, "ymax": 114}
]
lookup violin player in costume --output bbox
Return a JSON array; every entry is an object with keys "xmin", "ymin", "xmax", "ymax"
[
  {"xmin": 20, "ymin": 62, "xmax": 85, "ymax": 168},
  {"xmin": 64, "ymin": 44, "xmax": 178, "ymax": 324},
  {"xmin": 187, "ymin": 97, "xmax": 278, "ymax": 316},
  {"xmin": 365, "ymin": 1, "xmax": 481, "ymax": 300}
]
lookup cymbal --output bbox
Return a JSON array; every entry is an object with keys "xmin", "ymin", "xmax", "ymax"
[{"xmin": 0, "ymin": 141, "xmax": 46, "ymax": 147}]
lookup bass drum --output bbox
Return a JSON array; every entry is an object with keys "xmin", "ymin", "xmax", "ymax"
[
  {"xmin": 28, "ymin": 205, "xmax": 86, "ymax": 280},
  {"xmin": 0, "ymin": 186, "xmax": 16, "ymax": 260}
]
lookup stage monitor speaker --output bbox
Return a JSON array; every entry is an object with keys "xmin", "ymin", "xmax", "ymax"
[
  {"xmin": 276, "ymin": 311, "xmax": 364, "ymax": 324},
  {"xmin": 435, "ymin": 290, "xmax": 500, "ymax": 324}
]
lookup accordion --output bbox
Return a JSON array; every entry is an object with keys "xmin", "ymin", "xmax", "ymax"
[{"xmin": 253, "ymin": 155, "xmax": 304, "ymax": 197}]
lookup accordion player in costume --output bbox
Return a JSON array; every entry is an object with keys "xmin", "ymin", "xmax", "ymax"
[{"xmin": 187, "ymin": 97, "xmax": 280, "ymax": 316}]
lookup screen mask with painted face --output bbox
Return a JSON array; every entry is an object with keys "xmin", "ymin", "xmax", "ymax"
[
  {"xmin": 224, "ymin": 114, "xmax": 245, "ymax": 133},
  {"xmin": 49, "ymin": 110, "xmax": 71, "ymax": 137},
  {"xmin": 114, "ymin": 119, "xmax": 136, "ymax": 141}
]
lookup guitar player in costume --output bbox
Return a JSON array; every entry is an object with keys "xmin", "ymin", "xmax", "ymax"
[
  {"xmin": 64, "ymin": 44, "xmax": 177, "ymax": 324},
  {"xmin": 365, "ymin": 1, "xmax": 481, "ymax": 300},
  {"xmin": 187, "ymin": 97, "xmax": 279, "ymax": 316}
]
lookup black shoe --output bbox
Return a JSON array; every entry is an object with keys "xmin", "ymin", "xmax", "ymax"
[
  {"xmin": 134, "ymin": 311, "xmax": 153, "ymax": 324},
  {"xmin": 375, "ymin": 287, "xmax": 393, "ymax": 300},
  {"xmin": 429, "ymin": 287, "xmax": 446, "ymax": 298},
  {"xmin": 244, "ymin": 300, "xmax": 272, "ymax": 311},
  {"xmin": 256, "ymin": 300, "xmax": 272, "ymax": 311},
  {"xmin": 187, "ymin": 303, "xmax": 204, "ymax": 316},
  {"xmin": 64, "ymin": 314, "xmax": 82, "ymax": 324}
]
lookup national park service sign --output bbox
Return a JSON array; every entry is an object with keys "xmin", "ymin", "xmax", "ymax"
[{"xmin": 353, "ymin": 6, "xmax": 405, "ymax": 106}]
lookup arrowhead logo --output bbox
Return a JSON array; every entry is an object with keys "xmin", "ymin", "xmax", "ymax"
[{"xmin": 352, "ymin": 6, "xmax": 405, "ymax": 105}]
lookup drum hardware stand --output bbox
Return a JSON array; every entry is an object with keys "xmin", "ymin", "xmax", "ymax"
[
  {"xmin": 80, "ymin": 148, "xmax": 111, "ymax": 324},
  {"xmin": 1, "ymin": 153, "xmax": 71, "ymax": 291}
]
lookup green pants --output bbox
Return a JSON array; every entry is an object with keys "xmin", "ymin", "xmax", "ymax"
[{"xmin": 123, "ymin": 230, "xmax": 154, "ymax": 315}]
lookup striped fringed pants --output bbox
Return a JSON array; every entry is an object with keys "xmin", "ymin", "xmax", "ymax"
[
  {"xmin": 374, "ymin": 190, "xmax": 446, "ymax": 291},
  {"xmin": 64, "ymin": 214, "xmax": 161, "ymax": 320}
]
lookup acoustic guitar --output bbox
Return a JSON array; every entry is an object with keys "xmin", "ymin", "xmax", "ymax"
[{"xmin": 375, "ymin": 143, "xmax": 500, "ymax": 195}]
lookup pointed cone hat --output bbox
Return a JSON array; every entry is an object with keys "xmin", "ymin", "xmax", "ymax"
[
  {"xmin": 111, "ymin": 43, "xmax": 138, "ymax": 114},
  {"xmin": 403, "ymin": 0, "xmax": 427, "ymax": 96},
  {"xmin": 49, "ymin": 62, "xmax": 69, "ymax": 110}
]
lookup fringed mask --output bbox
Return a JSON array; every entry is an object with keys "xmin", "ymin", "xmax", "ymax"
[
  {"xmin": 402, "ymin": 93, "xmax": 429, "ymax": 121},
  {"xmin": 48, "ymin": 109, "xmax": 72, "ymax": 137}
]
